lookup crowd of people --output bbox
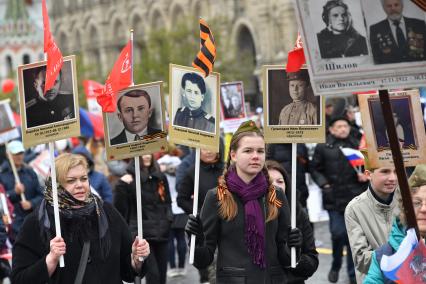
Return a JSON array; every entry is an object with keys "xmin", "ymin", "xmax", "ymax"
[{"xmin": 0, "ymin": 97, "xmax": 424, "ymax": 284}]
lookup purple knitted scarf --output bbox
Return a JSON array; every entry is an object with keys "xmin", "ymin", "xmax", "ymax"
[{"xmin": 226, "ymin": 169, "xmax": 268, "ymax": 268}]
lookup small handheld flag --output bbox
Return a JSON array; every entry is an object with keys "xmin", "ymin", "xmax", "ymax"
[
  {"xmin": 42, "ymin": 0, "xmax": 63, "ymax": 95},
  {"xmin": 192, "ymin": 18, "xmax": 216, "ymax": 77},
  {"xmin": 96, "ymin": 40, "xmax": 132, "ymax": 113},
  {"xmin": 380, "ymin": 228, "xmax": 418, "ymax": 281},
  {"xmin": 286, "ymin": 33, "xmax": 305, "ymax": 73},
  {"xmin": 340, "ymin": 147, "xmax": 365, "ymax": 173}
]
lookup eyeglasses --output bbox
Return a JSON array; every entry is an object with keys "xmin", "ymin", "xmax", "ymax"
[{"xmin": 412, "ymin": 199, "xmax": 426, "ymax": 209}]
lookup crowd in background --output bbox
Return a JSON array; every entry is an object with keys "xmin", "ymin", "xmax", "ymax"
[{"xmin": 0, "ymin": 94, "xmax": 424, "ymax": 284}]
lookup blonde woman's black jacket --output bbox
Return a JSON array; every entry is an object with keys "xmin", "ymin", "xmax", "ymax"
[
  {"xmin": 193, "ymin": 187, "xmax": 292, "ymax": 284},
  {"xmin": 114, "ymin": 163, "xmax": 172, "ymax": 242},
  {"xmin": 11, "ymin": 203, "xmax": 146, "ymax": 284}
]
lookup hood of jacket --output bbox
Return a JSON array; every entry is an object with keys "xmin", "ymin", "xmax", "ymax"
[
  {"xmin": 72, "ymin": 146, "xmax": 94, "ymax": 169},
  {"xmin": 388, "ymin": 218, "xmax": 406, "ymax": 251}
]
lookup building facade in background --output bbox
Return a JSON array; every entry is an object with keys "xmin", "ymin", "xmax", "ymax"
[
  {"xmin": 50, "ymin": 0, "xmax": 297, "ymax": 108},
  {"xmin": 0, "ymin": 0, "xmax": 43, "ymax": 80}
]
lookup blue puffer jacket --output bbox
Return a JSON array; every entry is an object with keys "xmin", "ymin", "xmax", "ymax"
[
  {"xmin": 0, "ymin": 161, "xmax": 43, "ymax": 235},
  {"xmin": 72, "ymin": 146, "xmax": 112, "ymax": 203},
  {"xmin": 363, "ymin": 218, "xmax": 406, "ymax": 284}
]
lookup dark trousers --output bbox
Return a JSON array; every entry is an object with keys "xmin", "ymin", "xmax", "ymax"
[
  {"xmin": 145, "ymin": 241, "xmax": 169, "ymax": 284},
  {"xmin": 168, "ymin": 228, "xmax": 186, "ymax": 269},
  {"xmin": 328, "ymin": 210, "xmax": 355, "ymax": 278}
]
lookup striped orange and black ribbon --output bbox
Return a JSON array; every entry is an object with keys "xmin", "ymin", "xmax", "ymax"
[
  {"xmin": 192, "ymin": 18, "xmax": 216, "ymax": 77},
  {"xmin": 411, "ymin": 0, "xmax": 426, "ymax": 11}
]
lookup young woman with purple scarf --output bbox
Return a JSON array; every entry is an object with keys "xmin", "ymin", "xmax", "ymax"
[{"xmin": 185, "ymin": 120, "xmax": 301, "ymax": 284}]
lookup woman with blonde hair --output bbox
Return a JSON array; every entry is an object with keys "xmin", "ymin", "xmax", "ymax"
[
  {"xmin": 11, "ymin": 153, "xmax": 149, "ymax": 284},
  {"xmin": 185, "ymin": 120, "xmax": 298, "ymax": 283}
]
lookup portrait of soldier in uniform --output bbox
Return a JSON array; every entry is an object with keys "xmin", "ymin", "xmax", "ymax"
[
  {"xmin": 173, "ymin": 72, "xmax": 215, "ymax": 133},
  {"xmin": 110, "ymin": 89, "xmax": 161, "ymax": 146},
  {"xmin": 369, "ymin": 96, "xmax": 416, "ymax": 150},
  {"xmin": 220, "ymin": 82, "xmax": 245, "ymax": 120},
  {"xmin": 369, "ymin": 0, "xmax": 426, "ymax": 64},
  {"xmin": 317, "ymin": 0, "xmax": 368, "ymax": 59},
  {"xmin": 278, "ymin": 71, "xmax": 318, "ymax": 126},
  {"xmin": 23, "ymin": 65, "xmax": 75, "ymax": 129}
]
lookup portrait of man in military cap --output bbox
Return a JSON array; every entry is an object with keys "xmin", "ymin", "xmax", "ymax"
[
  {"xmin": 266, "ymin": 69, "xmax": 320, "ymax": 126},
  {"xmin": 22, "ymin": 61, "xmax": 75, "ymax": 129},
  {"xmin": 172, "ymin": 71, "xmax": 216, "ymax": 133},
  {"xmin": 366, "ymin": 0, "xmax": 426, "ymax": 64}
]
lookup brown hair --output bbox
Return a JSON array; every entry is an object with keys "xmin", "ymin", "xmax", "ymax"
[
  {"xmin": 55, "ymin": 153, "xmax": 89, "ymax": 186},
  {"xmin": 217, "ymin": 131, "xmax": 282, "ymax": 222}
]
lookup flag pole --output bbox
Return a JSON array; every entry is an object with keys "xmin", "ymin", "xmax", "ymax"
[
  {"xmin": 378, "ymin": 90, "xmax": 419, "ymax": 239},
  {"xmin": 5, "ymin": 141, "xmax": 27, "ymax": 201},
  {"xmin": 130, "ymin": 29, "xmax": 144, "ymax": 262},
  {"xmin": 189, "ymin": 148, "xmax": 201, "ymax": 264},
  {"xmin": 291, "ymin": 143, "xmax": 297, "ymax": 268}
]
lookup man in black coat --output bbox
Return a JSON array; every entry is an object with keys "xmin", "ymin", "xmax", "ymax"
[
  {"xmin": 173, "ymin": 72, "xmax": 215, "ymax": 133},
  {"xmin": 110, "ymin": 89, "xmax": 161, "ymax": 145},
  {"xmin": 311, "ymin": 117, "xmax": 368, "ymax": 284},
  {"xmin": 370, "ymin": 0, "xmax": 426, "ymax": 64},
  {"xmin": 25, "ymin": 68, "xmax": 75, "ymax": 128}
]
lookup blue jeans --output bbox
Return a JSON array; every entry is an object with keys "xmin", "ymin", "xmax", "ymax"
[
  {"xmin": 328, "ymin": 210, "xmax": 355, "ymax": 278},
  {"xmin": 168, "ymin": 228, "xmax": 187, "ymax": 269}
]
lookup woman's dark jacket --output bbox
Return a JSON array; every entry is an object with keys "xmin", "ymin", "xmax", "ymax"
[
  {"xmin": 193, "ymin": 187, "xmax": 292, "ymax": 284},
  {"xmin": 11, "ymin": 203, "xmax": 146, "ymax": 284},
  {"xmin": 311, "ymin": 134, "xmax": 368, "ymax": 212},
  {"xmin": 177, "ymin": 161, "xmax": 223, "ymax": 215},
  {"xmin": 113, "ymin": 162, "xmax": 172, "ymax": 242}
]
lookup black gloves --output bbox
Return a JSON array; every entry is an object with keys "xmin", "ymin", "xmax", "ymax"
[
  {"xmin": 288, "ymin": 227, "xmax": 303, "ymax": 248},
  {"xmin": 185, "ymin": 214, "xmax": 204, "ymax": 246}
]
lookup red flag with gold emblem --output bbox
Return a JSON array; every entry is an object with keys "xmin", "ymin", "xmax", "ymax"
[
  {"xmin": 96, "ymin": 40, "xmax": 132, "ymax": 113},
  {"xmin": 42, "ymin": 0, "xmax": 63, "ymax": 95}
]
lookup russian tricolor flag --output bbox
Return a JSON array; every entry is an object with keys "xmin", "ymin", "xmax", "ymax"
[
  {"xmin": 380, "ymin": 228, "xmax": 418, "ymax": 282},
  {"xmin": 340, "ymin": 147, "xmax": 365, "ymax": 168}
]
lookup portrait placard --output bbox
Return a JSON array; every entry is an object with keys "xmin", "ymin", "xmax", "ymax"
[
  {"xmin": 169, "ymin": 64, "xmax": 220, "ymax": 152},
  {"xmin": 294, "ymin": 0, "xmax": 426, "ymax": 96},
  {"xmin": 0, "ymin": 99, "xmax": 20, "ymax": 144},
  {"xmin": 17, "ymin": 55, "xmax": 80, "ymax": 148},
  {"xmin": 263, "ymin": 66, "xmax": 325, "ymax": 144},
  {"xmin": 104, "ymin": 82, "xmax": 168, "ymax": 161},
  {"xmin": 358, "ymin": 89, "xmax": 426, "ymax": 168},
  {"xmin": 220, "ymin": 81, "xmax": 247, "ymax": 133}
]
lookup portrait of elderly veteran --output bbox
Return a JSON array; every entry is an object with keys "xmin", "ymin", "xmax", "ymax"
[
  {"xmin": 370, "ymin": 0, "xmax": 426, "ymax": 64},
  {"xmin": 25, "ymin": 68, "xmax": 75, "ymax": 129},
  {"xmin": 317, "ymin": 0, "xmax": 368, "ymax": 59},
  {"xmin": 173, "ymin": 72, "xmax": 215, "ymax": 133},
  {"xmin": 110, "ymin": 89, "xmax": 161, "ymax": 146},
  {"xmin": 278, "ymin": 71, "xmax": 318, "ymax": 126}
]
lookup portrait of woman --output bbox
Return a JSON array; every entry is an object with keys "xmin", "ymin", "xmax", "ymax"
[{"xmin": 317, "ymin": 0, "xmax": 368, "ymax": 59}]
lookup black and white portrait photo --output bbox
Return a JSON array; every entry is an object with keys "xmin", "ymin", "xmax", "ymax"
[
  {"xmin": 317, "ymin": 0, "xmax": 369, "ymax": 59},
  {"xmin": 368, "ymin": 96, "xmax": 416, "ymax": 150},
  {"xmin": 21, "ymin": 60, "xmax": 76, "ymax": 129},
  {"xmin": 106, "ymin": 84, "xmax": 164, "ymax": 146},
  {"xmin": 362, "ymin": 0, "xmax": 426, "ymax": 64},
  {"xmin": 171, "ymin": 66, "xmax": 217, "ymax": 134},
  {"xmin": 220, "ymin": 82, "xmax": 246, "ymax": 120},
  {"xmin": 267, "ymin": 68, "xmax": 320, "ymax": 126}
]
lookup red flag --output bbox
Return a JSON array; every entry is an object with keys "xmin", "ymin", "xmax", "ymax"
[
  {"xmin": 83, "ymin": 80, "xmax": 104, "ymax": 99},
  {"xmin": 395, "ymin": 240, "xmax": 426, "ymax": 283},
  {"xmin": 286, "ymin": 33, "xmax": 306, "ymax": 73},
  {"xmin": 96, "ymin": 40, "xmax": 132, "ymax": 113},
  {"xmin": 42, "ymin": 0, "xmax": 63, "ymax": 95}
]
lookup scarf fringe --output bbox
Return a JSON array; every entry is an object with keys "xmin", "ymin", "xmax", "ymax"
[{"xmin": 246, "ymin": 215, "xmax": 266, "ymax": 268}]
